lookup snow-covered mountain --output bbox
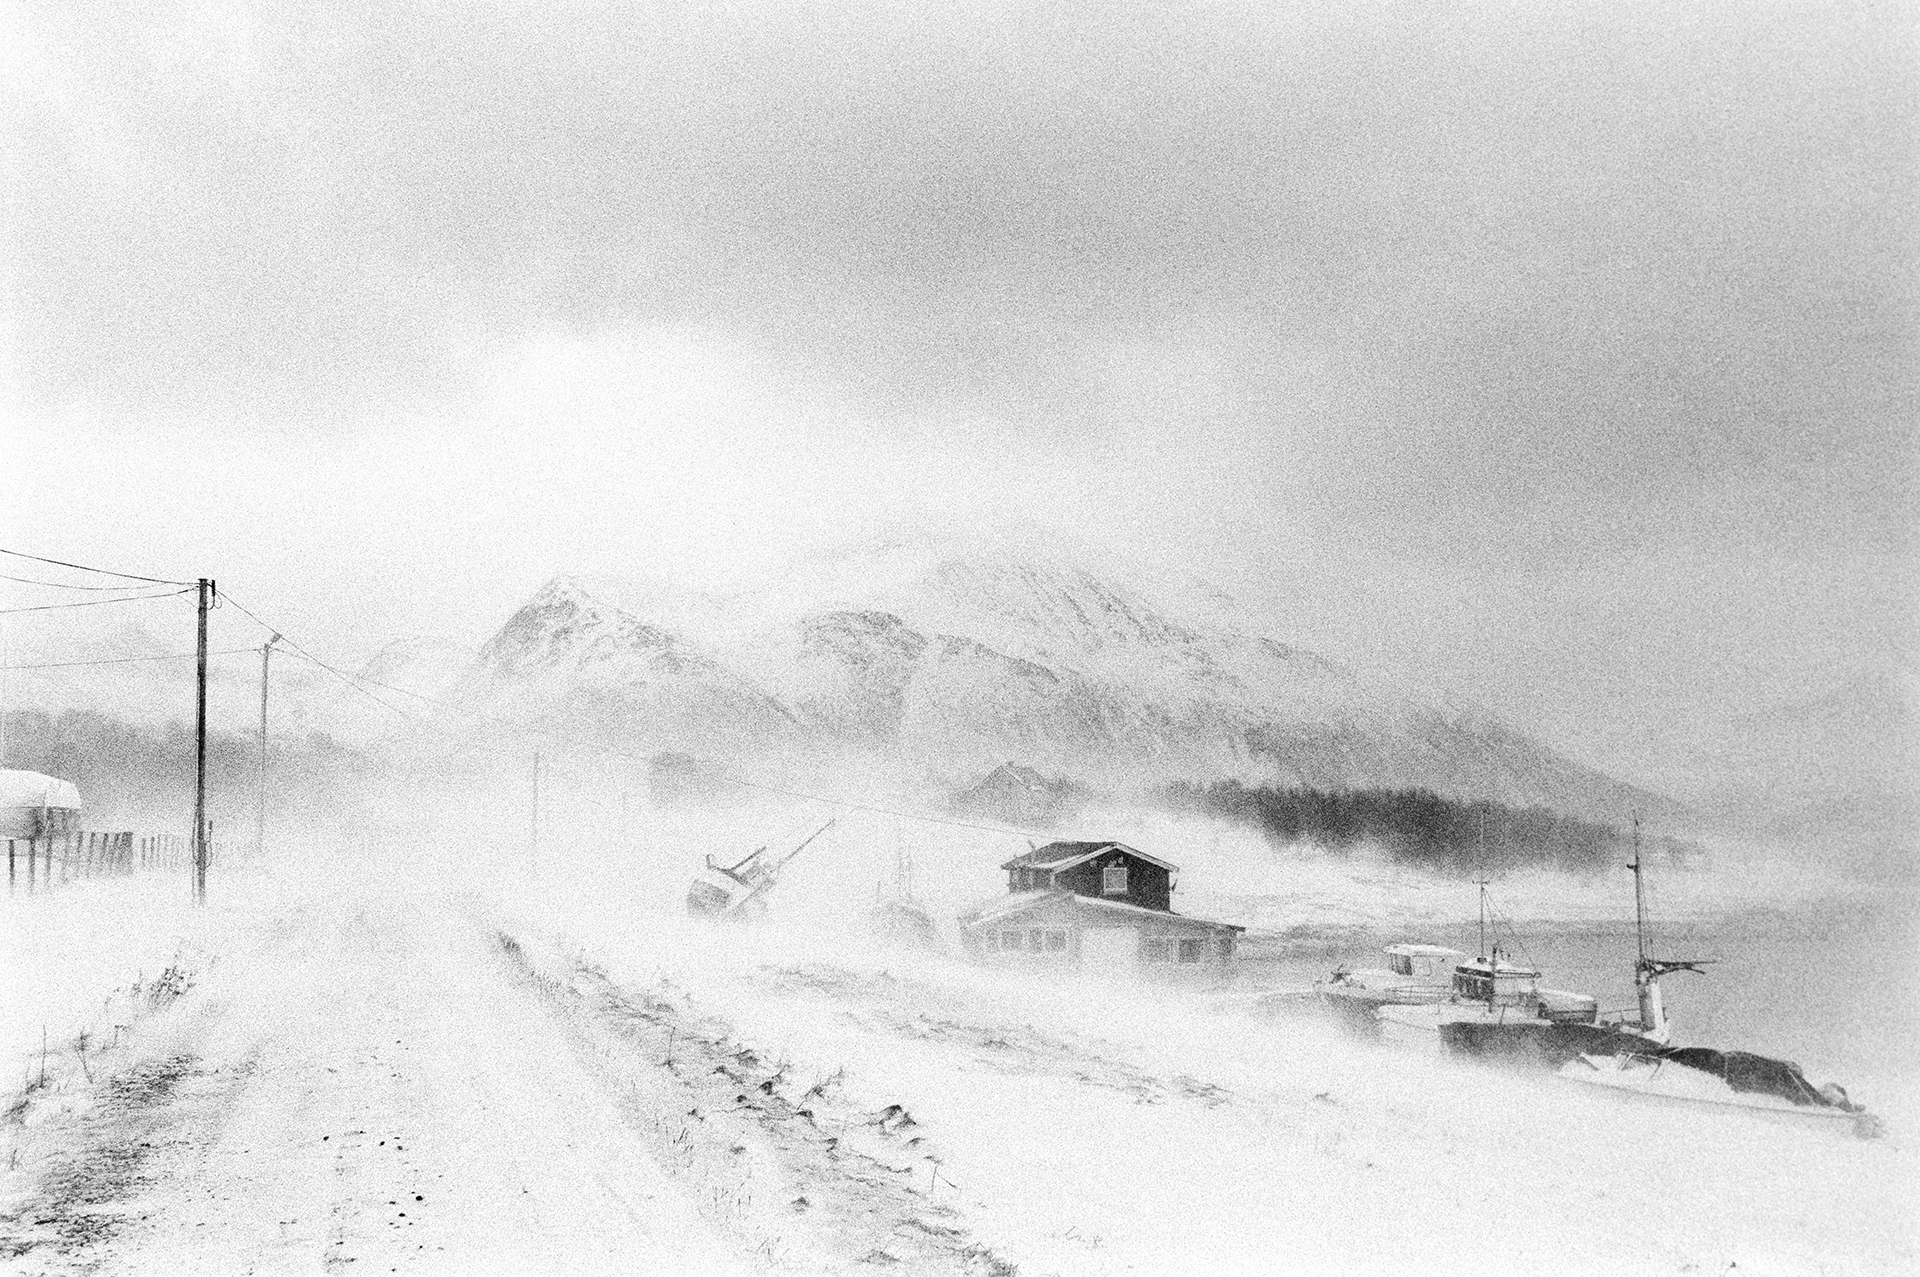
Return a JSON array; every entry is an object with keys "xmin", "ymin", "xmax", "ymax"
[{"xmin": 455, "ymin": 537, "xmax": 1674, "ymax": 823}]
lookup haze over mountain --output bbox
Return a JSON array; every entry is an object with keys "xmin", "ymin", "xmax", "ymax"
[
  {"xmin": 453, "ymin": 535, "xmax": 1679, "ymax": 824},
  {"xmin": 1644, "ymin": 669, "xmax": 1919, "ymax": 875}
]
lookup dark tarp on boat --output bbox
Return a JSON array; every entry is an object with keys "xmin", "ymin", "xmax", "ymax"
[
  {"xmin": 1655, "ymin": 1048, "xmax": 1854, "ymax": 1110},
  {"xmin": 1441, "ymin": 1022, "xmax": 1861, "ymax": 1113}
]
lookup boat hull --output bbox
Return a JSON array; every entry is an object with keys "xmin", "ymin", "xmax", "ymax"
[
  {"xmin": 1440, "ymin": 1020, "xmax": 1656, "ymax": 1068},
  {"xmin": 1558, "ymin": 1053, "xmax": 1882, "ymax": 1137},
  {"xmin": 1375, "ymin": 1001, "xmax": 1551, "ymax": 1051}
]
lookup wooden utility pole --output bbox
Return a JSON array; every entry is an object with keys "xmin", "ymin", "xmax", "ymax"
[
  {"xmin": 530, "ymin": 750, "xmax": 541, "ymax": 878},
  {"xmin": 193, "ymin": 578, "xmax": 213, "ymax": 905},
  {"xmin": 257, "ymin": 634, "xmax": 279, "ymax": 858}
]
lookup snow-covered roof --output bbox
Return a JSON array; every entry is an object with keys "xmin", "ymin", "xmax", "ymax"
[
  {"xmin": 0, "ymin": 770, "xmax": 81, "ymax": 812},
  {"xmin": 1384, "ymin": 944, "xmax": 1464, "ymax": 958},
  {"xmin": 961, "ymin": 889, "xmax": 1244, "ymax": 933},
  {"xmin": 961, "ymin": 890, "xmax": 1061, "ymax": 926},
  {"xmin": 1000, "ymin": 840, "xmax": 1178, "ymax": 874}
]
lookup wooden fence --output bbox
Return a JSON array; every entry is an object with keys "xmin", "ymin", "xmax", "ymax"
[{"xmin": 5, "ymin": 830, "xmax": 220, "ymax": 895}]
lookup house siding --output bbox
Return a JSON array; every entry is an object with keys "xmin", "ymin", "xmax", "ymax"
[
  {"xmin": 1051, "ymin": 849, "xmax": 1171, "ymax": 911},
  {"xmin": 966, "ymin": 895, "xmax": 1236, "ymax": 973}
]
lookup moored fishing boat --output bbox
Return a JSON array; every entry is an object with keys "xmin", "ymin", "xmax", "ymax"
[
  {"xmin": 1368, "ymin": 858, "xmax": 1599, "ymax": 1049},
  {"xmin": 1444, "ymin": 816, "xmax": 1882, "ymax": 1137},
  {"xmin": 1316, "ymin": 943, "xmax": 1464, "ymax": 1034},
  {"xmin": 1373, "ymin": 945, "xmax": 1600, "ymax": 1050}
]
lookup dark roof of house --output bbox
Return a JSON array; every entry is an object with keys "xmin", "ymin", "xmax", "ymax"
[
  {"xmin": 999, "ymin": 840, "xmax": 1178, "ymax": 873},
  {"xmin": 960, "ymin": 889, "xmax": 1244, "ymax": 933}
]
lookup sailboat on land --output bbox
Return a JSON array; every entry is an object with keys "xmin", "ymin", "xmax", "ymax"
[
  {"xmin": 869, "ymin": 834, "xmax": 939, "ymax": 951},
  {"xmin": 686, "ymin": 818, "xmax": 837, "ymax": 920}
]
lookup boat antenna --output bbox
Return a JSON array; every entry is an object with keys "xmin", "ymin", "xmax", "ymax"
[
  {"xmin": 1631, "ymin": 811, "xmax": 1648, "ymax": 968},
  {"xmin": 1476, "ymin": 807, "xmax": 1490, "ymax": 963}
]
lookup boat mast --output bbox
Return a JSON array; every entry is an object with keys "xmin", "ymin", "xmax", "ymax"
[
  {"xmin": 1476, "ymin": 808, "xmax": 1488, "ymax": 963},
  {"xmin": 1631, "ymin": 811, "xmax": 1648, "ymax": 969},
  {"xmin": 1626, "ymin": 810, "xmax": 1708, "ymax": 1041}
]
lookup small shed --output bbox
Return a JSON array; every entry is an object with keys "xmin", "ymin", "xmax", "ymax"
[{"xmin": 0, "ymin": 770, "xmax": 83, "ymax": 840}]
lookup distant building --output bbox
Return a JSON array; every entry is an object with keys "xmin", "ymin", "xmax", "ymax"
[
  {"xmin": 950, "ymin": 762, "xmax": 1084, "ymax": 828},
  {"xmin": 960, "ymin": 840, "xmax": 1243, "ymax": 978}
]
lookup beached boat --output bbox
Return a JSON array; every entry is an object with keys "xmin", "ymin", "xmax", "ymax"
[
  {"xmin": 686, "ymin": 818, "xmax": 836, "ymax": 920},
  {"xmin": 1319, "ymin": 943, "xmax": 1466, "ymax": 1006},
  {"xmin": 1560, "ymin": 1046, "xmax": 1879, "ymax": 1135},
  {"xmin": 1316, "ymin": 942, "xmax": 1464, "ymax": 1035},
  {"xmin": 1368, "ymin": 869, "xmax": 1599, "ymax": 1049},
  {"xmin": 1446, "ymin": 818, "xmax": 1882, "ymax": 1137},
  {"xmin": 1374, "ymin": 946, "xmax": 1600, "ymax": 1049}
]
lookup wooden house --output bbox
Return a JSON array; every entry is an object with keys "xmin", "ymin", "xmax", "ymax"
[{"xmin": 961, "ymin": 840, "xmax": 1243, "ymax": 978}]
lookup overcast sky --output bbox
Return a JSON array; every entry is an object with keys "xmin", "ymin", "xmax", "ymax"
[{"xmin": 2, "ymin": 0, "xmax": 1913, "ymax": 779}]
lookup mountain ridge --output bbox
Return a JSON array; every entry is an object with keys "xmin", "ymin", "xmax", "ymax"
[{"xmin": 454, "ymin": 544, "xmax": 1681, "ymax": 824}]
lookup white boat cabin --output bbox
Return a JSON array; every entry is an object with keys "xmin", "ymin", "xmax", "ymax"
[{"xmin": 1384, "ymin": 943, "xmax": 1463, "ymax": 982}]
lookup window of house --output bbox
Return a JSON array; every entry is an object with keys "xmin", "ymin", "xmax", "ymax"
[
  {"xmin": 1002, "ymin": 929, "xmax": 1026, "ymax": 952},
  {"xmin": 1045, "ymin": 930, "xmax": 1067, "ymax": 952},
  {"xmin": 1102, "ymin": 864, "xmax": 1128, "ymax": 894},
  {"xmin": 1177, "ymin": 938, "xmax": 1206, "ymax": 964},
  {"xmin": 983, "ymin": 932, "xmax": 997, "ymax": 952},
  {"xmin": 1141, "ymin": 937, "xmax": 1172, "ymax": 963}
]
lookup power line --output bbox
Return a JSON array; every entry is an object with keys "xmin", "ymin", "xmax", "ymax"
[
  {"xmin": 0, "ymin": 647, "xmax": 256, "ymax": 671},
  {"xmin": 709, "ymin": 771, "xmax": 1045, "ymax": 839},
  {"xmin": 0, "ymin": 571, "xmax": 172, "ymax": 592},
  {"xmin": 0, "ymin": 588, "xmax": 194, "ymax": 615},
  {"xmin": 0, "ymin": 547, "xmax": 193, "ymax": 586},
  {"xmin": 273, "ymin": 647, "xmax": 422, "ymax": 722},
  {"xmin": 216, "ymin": 591, "xmax": 423, "ymax": 722},
  {"xmin": 214, "ymin": 587, "xmax": 1041, "ymax": 842},
  {"xmin": 307, "ymin": 659, "xmax": 461, "ymax": 708}
]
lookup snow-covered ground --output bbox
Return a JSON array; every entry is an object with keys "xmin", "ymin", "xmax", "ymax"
[{"xmin": 1, "ymin": 814, "xmax": 1913, "ymax": 1275}]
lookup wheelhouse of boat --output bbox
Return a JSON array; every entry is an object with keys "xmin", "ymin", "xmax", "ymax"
[{"xmin": 1448, "ymin": 948, "xmax": 1543, "ymax": 1008}]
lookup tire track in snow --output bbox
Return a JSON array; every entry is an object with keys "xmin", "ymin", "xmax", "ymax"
[
  {"xmin": 5, "ymin": 890, "xmax": 751, "ymax": 1276},
  {"xmin": 490, "ymin": 930, "xmax": 1020, "ymax": 1275},
  {"xmin": 758, "ymin": 964, "xmax": 1240, "ymax": 1111}
]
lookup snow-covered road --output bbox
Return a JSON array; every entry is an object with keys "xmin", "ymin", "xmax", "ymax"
[{"xmin": 4, "ymin": 888, "xmax": 747, "ymax": 1275}]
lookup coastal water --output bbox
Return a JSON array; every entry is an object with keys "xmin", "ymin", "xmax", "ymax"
[{"xmin": 1239, "ymin": 893, "xmax": 1920, "ymax": 1115}]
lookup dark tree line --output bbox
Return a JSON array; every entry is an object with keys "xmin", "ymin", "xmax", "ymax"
[
  {"xmin": 2, "ymin": 708, "xmax": 372, "ymax": 830},
  {"xmin": 1162, "ymin": 780, "xmax": 1693, "ymax": 876}
]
